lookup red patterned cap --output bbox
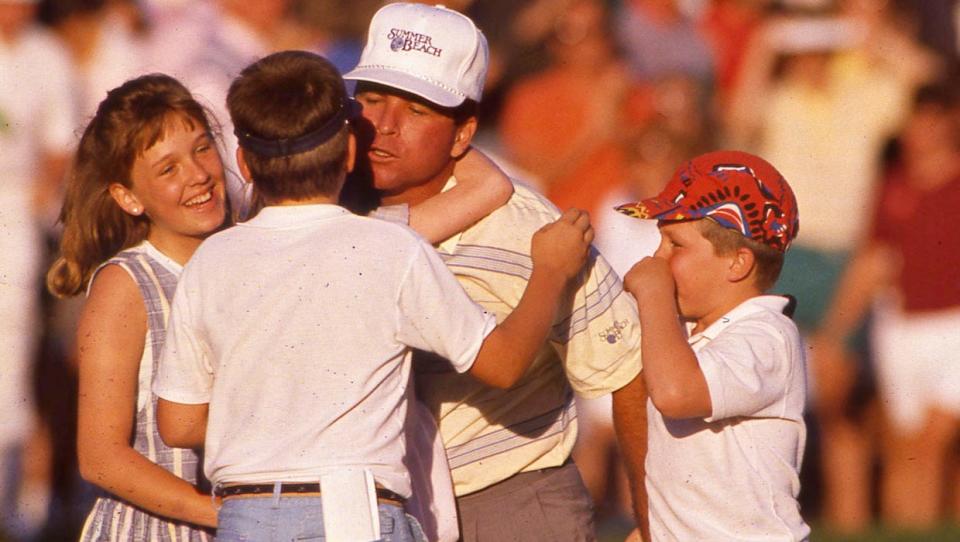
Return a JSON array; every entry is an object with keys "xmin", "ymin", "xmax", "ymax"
[{"xmin": 616, "ymin": 150, "xmax": 799, "ymax": 252}]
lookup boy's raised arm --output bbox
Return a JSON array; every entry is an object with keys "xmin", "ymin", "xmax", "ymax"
[
  {"xmin": 468, "ymin": 208, "xmax": 592, "ymax": 388},
  {"xmin": 408, "ymin": 147, "xmax": 513, "ymax": 243},
  {"xmin": 624, "ymin": 256, "xmax": 711, "ymax": 419}
]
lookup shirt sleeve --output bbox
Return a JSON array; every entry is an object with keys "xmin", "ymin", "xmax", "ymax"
[
  {"xmin": 396, "ymin": 240, "xmax": 497, "ymax": 373},
  {"xmin": 698, "ymin": 320, "xmax": 796, "ymax": 422},
  {"xmin": 369, "ymin": 203, "xmax": 411, "ymax": 225},
  {"xmin": 553, "ymin": 249, "xmax": 643, "ymax": 399},
  {"xmin": 153, "ymin": 266, "xmax": 214, "ymax": 404}
]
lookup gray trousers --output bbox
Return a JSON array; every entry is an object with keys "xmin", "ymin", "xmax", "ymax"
[{"xmin": 456, "ymin": 461, "xmax": 596, "ymax": 542}]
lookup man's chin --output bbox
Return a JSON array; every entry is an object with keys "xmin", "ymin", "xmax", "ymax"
[{"xmin": 371, "ymin": 172, "xmax": 405, "ymax": 194}]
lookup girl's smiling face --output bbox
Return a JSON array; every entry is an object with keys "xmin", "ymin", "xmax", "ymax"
[{"xmin": 112, "ymin": 114, "xmax": 227, "ymax": 258}]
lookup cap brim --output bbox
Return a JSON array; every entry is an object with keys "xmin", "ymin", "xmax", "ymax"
[
  {"xmin": 344, "ymin": 67, "xmax": 465, "ymax": 108},
  {"xmin": 615, "ymin": 197, "xmax": 688, "ymax": 221}
]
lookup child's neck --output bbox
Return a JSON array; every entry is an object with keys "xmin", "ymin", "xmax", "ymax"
[
  {"xmin": 690, "ymin": 287, "xmax": 764, "ymax": 335},
  {"xmin": 268, "ymin": 194, "xmax": 339, "ymax": 206}
]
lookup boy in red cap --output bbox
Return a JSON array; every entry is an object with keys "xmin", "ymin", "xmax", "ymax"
[{"xmin": 616, "ymin": 150, "xmax": 809, "ymax": 541}]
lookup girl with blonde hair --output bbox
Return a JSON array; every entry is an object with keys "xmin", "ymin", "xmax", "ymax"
[{"xmin": 48, "ymin": 73, "xmax": 227, "ymax": 540}]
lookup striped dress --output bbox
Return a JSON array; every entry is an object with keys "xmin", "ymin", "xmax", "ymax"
[{"xmin": 80, "ymin": 242, "xmax": 212, "ymax": 542}]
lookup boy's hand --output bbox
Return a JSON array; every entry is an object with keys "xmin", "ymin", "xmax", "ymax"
[
  {"xmin": 624, "ymin": 256, "xmax": 675, "ymax": 303},
  {"xmin": 531, "ymin": 208, "xmax": 593, "ymax": 282}
]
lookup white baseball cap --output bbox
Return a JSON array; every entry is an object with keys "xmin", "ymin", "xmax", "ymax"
[{"xmin": 344, "ymin": 3, "xmax": 488, "ymax": 108}]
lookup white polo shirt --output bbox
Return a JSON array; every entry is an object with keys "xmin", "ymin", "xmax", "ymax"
[
  {"xmin": 154, "ymin": 204, "xmax": 496, "ymax": 497},
  {"xmin": 646, "ymin": 295, "xmax": 810, "ymax": 541}
]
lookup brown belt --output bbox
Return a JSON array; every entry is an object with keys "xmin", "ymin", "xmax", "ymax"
[{"xmin": 215, "ymin": 482, "xmax": 405, "ymax": 505}]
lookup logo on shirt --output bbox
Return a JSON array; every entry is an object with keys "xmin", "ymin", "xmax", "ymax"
[
  {"xmin": 599, "ymin": 320, "xmax": 628, "ymax": 344},
  {"xmin": 388, "ymin": 28, "xmax": 443, "ymax": 57}
]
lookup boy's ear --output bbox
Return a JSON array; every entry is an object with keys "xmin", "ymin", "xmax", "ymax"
[
  {"xmin": 108, "ymin": 183, "xmax": 144, "ymax": 217},
  {"xmin": 450, "ymin": 117, "xmax": 477, "ymax": 159},
  {"xmin": 728, "ymin": 247, "xmax": 756, "ymax": 283},
  {"xmin": 236, "ymin": 147, "xmax": 253, "ymax": 184}
]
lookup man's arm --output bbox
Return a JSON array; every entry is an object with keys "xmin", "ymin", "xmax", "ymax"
[{"xmin": 613, "ymin": 372, "xmax": 650, "ymax": 541}]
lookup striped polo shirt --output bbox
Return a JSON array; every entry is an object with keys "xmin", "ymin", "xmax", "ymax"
[{"xmin": 414, "ymin": 178, "xmax": 643, "ymax": 496}]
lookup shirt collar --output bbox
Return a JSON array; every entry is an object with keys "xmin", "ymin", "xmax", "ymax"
[
  {"xmin": 688, "ymin": 295, "xmax": 791, "ymax": 344},
  {"xmin": 243, "ymin": 203, "xmax": 350, "ymax": 229}
]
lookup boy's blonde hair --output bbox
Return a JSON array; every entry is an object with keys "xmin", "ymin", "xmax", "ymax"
[{"xmin": 697, "ymin": 219, "xmax": 784, "ymax": 292}]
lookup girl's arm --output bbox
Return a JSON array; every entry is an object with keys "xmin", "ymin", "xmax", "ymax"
[
  {"xmin": 808, "ymin": 241, "xmax": 895, "ymax": 415},
  {"xmin": 76, "ymin": 265, "xmax": 217, "ymax": 528},
  {"xmin": 408, "ymin": 147, "xmax": 513, "ymax": 243}
]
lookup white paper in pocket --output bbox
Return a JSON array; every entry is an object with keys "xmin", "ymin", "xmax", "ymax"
[{"xmin": 320, "ymin": 468, "xmax": 381, "ymax": 541}]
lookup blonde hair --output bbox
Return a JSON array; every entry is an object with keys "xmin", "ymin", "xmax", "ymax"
[
  {"xmin": 47, "ymin": 74, "xmax": 217, "ymax": 298},
  {"xmin": 696, "ymin": 219, "xmax": 784, "ymax": 292}
]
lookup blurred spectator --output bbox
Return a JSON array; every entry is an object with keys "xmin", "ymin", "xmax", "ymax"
[
  {"xmin": 727, "ymin": 0, "xmax": 940, "ymax": 532},
  {"xmin": 31, "ymin": 1, "xmax": 151, "ymax": 535},
  {"xmin": 811, "ymin": 80, "xmax": 960, "ymax": 529},
  {"xmin": 498, "ymin": 0, "xmax": 651, "ymax": 217},
  {"xmin": 614, "ymin": 0, "xmax": 715, "ymax": 86},
  {"xmin": 699, "ymin": 0, "xmax": 770, "ymax": 108},
  {"xmin": 0, "ymin": 0, "xmax": 77, "ymax": 538},
  {"xmin": 39, "ymin": 0, "xmax": 148, "ymax": 119},
  {"xmin": 912, "ymin": 0, "xmax": 959, "ymax": 68},
  {"xmin": 466, "ymin": 0, "xmax": 573, "ymax": 125},
  {"xmin": 289, "ymin": 0, "xmax": 370, "ymax": 76}
]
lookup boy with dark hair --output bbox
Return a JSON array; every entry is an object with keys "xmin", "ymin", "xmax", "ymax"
[
  {"xmin": 228, "ymin": 50, "xmax": 355, "ymax": 202},
  {"xmin": 152, "ymin": 50, "xmax": 594, "ymax": 541},
  {"xmin": 617, "ymin": 150, "xmax": 810, "ymax": 541}
]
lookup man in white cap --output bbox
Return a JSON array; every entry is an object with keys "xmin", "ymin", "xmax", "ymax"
[{"xmin": 345, "ymin": 4, "xmax": 647, "ymax": 540}]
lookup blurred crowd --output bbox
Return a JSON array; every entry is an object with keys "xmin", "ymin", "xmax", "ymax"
[{"xmin": 2, "ymin": 0, "xmax": 960, "ymax": 539}]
